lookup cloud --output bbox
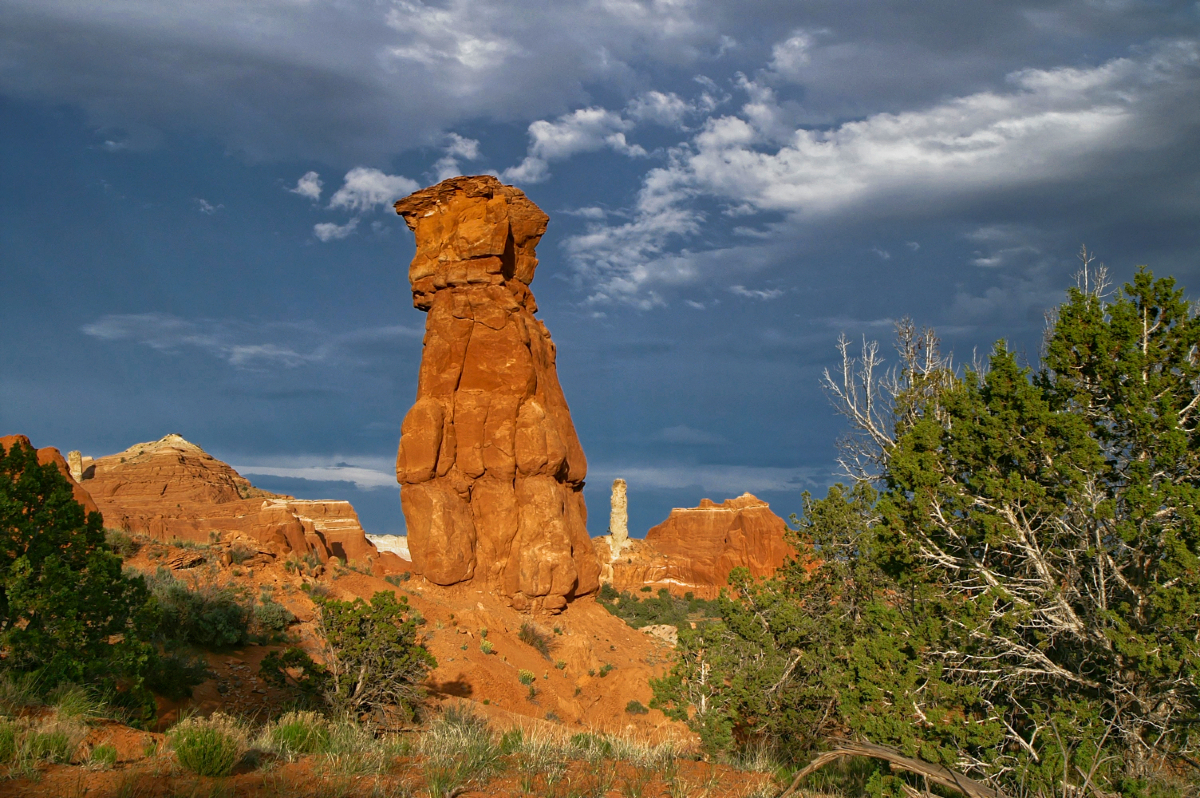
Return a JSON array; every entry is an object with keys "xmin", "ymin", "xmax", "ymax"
[
  {"xmin": 313, "ymin": 218, "xmax": 359, "ymax": 242},
  {"xmin": 194, "ymin": 198, "xmax": 221, "ymax": 214},
  {"xmin": 328, "ymin": 167, "xmax": 420, "ymax": 213},
  {"xmin": 290, "ymin": 171, "xmax": 323, "ymax": 201},
  {"xmin": 767, "ymin": 29, "xmax": 817, "ymax": 79},
  {"xmin": 444, "ymin": 132, "xmax": 480, "ymax": 160},
  {"xmin": 626, "ymin": 91, "xmax": 692, "ymax": 127},
  {"xmin": 81, "ymin": 313, "xmax": 421, "ymax": 369},
  {"xmin": 589, "ymin": 462, "xmax": 825, "ymax": 494},
  {"xmin": 503, "ymin": 107, "xmax": 647, "ymax": 183},
  {"xmin": 561, "ymin": 39, "xmax": 1200, "ymax": 307},
  {"xmin": 678, "ymin": 41, "xmax": 1200, "ymax": 219},
  {"xmin": 653, "ymin": 425, "xmax": 727, "ymax": 445},
  {"xmin": 562, "ymin": 170, "xmax": 703, "ymax": 308},
  {"xmin": 729, "ymin": 284, "xmax": 783, "ymax": 300},
  {"xmin": 0, "ymin": 0, "xmax": 724, "ymax": 162},
  {"xmin": 232, "ymin": 463, "xmax": 396, "ymax": 490},
  {"xmin": 431, "ymin": 133, "xmax": 483, "ymax": 181}
]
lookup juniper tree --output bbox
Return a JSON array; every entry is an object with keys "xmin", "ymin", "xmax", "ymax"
[
  {"xmin": 653, "ymin": 265, "xmax": 1200, "ymax": 797},
  {"xmin": 0, "ymin": 439, "xmax": 156, "ymax": 714}
]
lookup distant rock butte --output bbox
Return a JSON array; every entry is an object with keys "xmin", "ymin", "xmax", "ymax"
[
  {"xmin": 393, "ymin": 175, "xmax": 599, "ymax": 612},
  {"xmin": 596, "ymin": 493, "xmax": 795, "ymax": 599},
  {"xmin": 1, "ymin": 434, "xmax": 99, "ymax": 516},
  {"xmin": 79, "ymin": 434, "xmax": 398, "ymax": 570}
]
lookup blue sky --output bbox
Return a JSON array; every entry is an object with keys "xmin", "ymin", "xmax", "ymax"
[{"xmin": 2, "ymin": 0, "xmax": 1199, "ymax": 537}]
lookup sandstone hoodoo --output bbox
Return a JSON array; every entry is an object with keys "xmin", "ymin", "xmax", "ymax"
[
  {"xmin": 393, "ymin": 175, "xmax": 599, "ymax": 612},
  {"xmin": 80, "ymin": 434, "xmax": 392, "ymax": 569},
  {"xmin": 598, "ymin": 492, "xmax": 795, "ymax": 598}
]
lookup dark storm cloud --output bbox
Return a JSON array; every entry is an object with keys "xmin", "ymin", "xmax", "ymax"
[{"xmin": 0, "ymin": 0, "xmax": 724, "ymax": 161}]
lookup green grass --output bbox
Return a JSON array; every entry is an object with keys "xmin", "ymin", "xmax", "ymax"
[
  {"xmin": 169, "ymin": 714, "xmax": 247, "ymax": 777},
  {"xmin": 89, "ymin": 743, "xmax": 118, "ymax": 769},
  {"xmin": 518, "ymin": 622, "xmax": 552, "ymax": 659},
  {"xmin": 266, "ymin": 711, "xmax": 331, "ymax": 757},
  {"xmin": 419, "ymin": 706, "xmax": 501, "ymax": 797}
]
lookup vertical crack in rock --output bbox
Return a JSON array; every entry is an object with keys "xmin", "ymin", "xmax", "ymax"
[{"xmin": 394, "ymin": 176, "xmax": 600, "ymax": 613}]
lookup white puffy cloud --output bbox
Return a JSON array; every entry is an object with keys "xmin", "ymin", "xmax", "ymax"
[
  {"xmin": 313, "ymin": 218, "xmax": 359, "ymax": 241},
  {"xmin": 767, "ymin": 29, "xmax": 816, "ymax": 78},
  {"xmin": 290, "ymin": 171, "xmax": 323, "ymax": 201},
  {"xmin": 503, "ymin": 107, "xmax": 647, "ymax": 183},
  {"xmin": 626, "ymin": 91, "xmax": 692, "ymax": 126},
  {"xmin": 444, "ymin": 133, "xmax": 480, "ymax": 160},
  {"xmin": 327, "ymin": 168, "xmax": 419, "ymax": 213},
  {"xmin": 430, "ymin": 133, "xmax": 483, "ymax": 181}
]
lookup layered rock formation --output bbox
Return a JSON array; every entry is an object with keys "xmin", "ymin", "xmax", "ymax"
[
  {"xmin": 597, "ymin": 493, "xmax": 795, "ymax": 599},
  {"xmin": 393, "ymin": 176, "xmax": 599, "ymax": 612},
  {"xmin": 1, "ymin": 434, "xmax": 99, "ymax": 516},
  {"xmin": 80, "ymin": 434, "xmax": 390, "ymax": 568}
]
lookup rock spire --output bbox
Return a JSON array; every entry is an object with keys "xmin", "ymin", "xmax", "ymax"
[
  {"xmin": 393, "ymin": 175, "xmax": 600, "ymax": 612},
  {"xmin": 609, "ymin": 478, "xmax": 628, "ymax": 557}
]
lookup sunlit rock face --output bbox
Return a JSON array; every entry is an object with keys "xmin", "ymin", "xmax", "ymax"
[
  {"xmin": 596, "ymin": 493, "xmax": 796, "ymax": 599},
  {"xmin": 393, "ymin": 175, "xmax": 599, "ymax": 613}
]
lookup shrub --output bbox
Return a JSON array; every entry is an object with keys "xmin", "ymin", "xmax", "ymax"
[
  {"xmin": 0, "ymin": 439, "xmax": 158, "ymax": 715},
  {"xmin": 253, "ymin": 597, "xmax": 295, "ymax": 634},
  {"xmin": 144, "ymin": 569, "xmax": 252, "ymax": 650},
  {"xmin": 625, "ymin": 700, "xmax": 649, "ymax": 715},
  {"xmin": 598, "ymin": 663, "xmax": 613, "ymax": 677},
  {"xmin": 228, "ymin": 543, "xmax": 254, "ymax": 565},
  {"xmin": 261, "ymin": 591, "xmax": 435, "ymax": 726},
  {"xmin": 517, "ymin": 670, "xmax": 535, "ymax": 686},
  {"xmin": 89, "ymin": 742, "xmax": 118, "ymax": 769},
  {"xmin": 169, "ymin": 713, "xmax": 247, "ymax": 777},
  {"xmin": 518, "ymin": 623, "xmax": 552, "ymax": 659},
  {"xmin": 480, "ymin": 639, "xmax": 494, "ymax": 655},
  {"xmin": 104, "ymin": 529, "xmax": 140, "ymax": 558},
  {"xmin": 145, "ymin": 651, "xmax": 209, "ymax": 700},
  {"xmin": 265, "ymin": 711, "xmax": 330, "ymax": 757}
]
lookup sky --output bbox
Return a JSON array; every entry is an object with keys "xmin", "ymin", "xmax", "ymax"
[{"xmin": 2, "ymin": 0, "xmax": 1199, "ymax": 538}]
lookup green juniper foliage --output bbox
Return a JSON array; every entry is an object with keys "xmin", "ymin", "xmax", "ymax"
[
  {"xmin": 261, "ymin": 590, "xmax": 435, "ymax": 725},
  {"xmin": 652, "ymin": 267, "xmax": 1200, "ymax": 797},
  {"xmin": 0, "ymin": 439, "xmax": 157, "ymax": 716}
]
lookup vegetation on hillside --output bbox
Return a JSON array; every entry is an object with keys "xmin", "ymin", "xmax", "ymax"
[
  {"xmin": 597, "ymin": 583, "xmax": 719, "ymax": 630},
  {"xmin": 653, "ymin": 264, "xmax": 1200, "ymax": 797}
]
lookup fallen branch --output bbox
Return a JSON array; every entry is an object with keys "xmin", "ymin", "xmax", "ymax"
[{"xmin": 777, "ymin": 738, "xmax": 1010, "ymax": 798}]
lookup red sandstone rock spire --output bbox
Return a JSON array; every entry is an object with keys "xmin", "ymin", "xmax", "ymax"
[{"xmin": 393, "ymin": 176, "xmax": 600, "ymax": 612}]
